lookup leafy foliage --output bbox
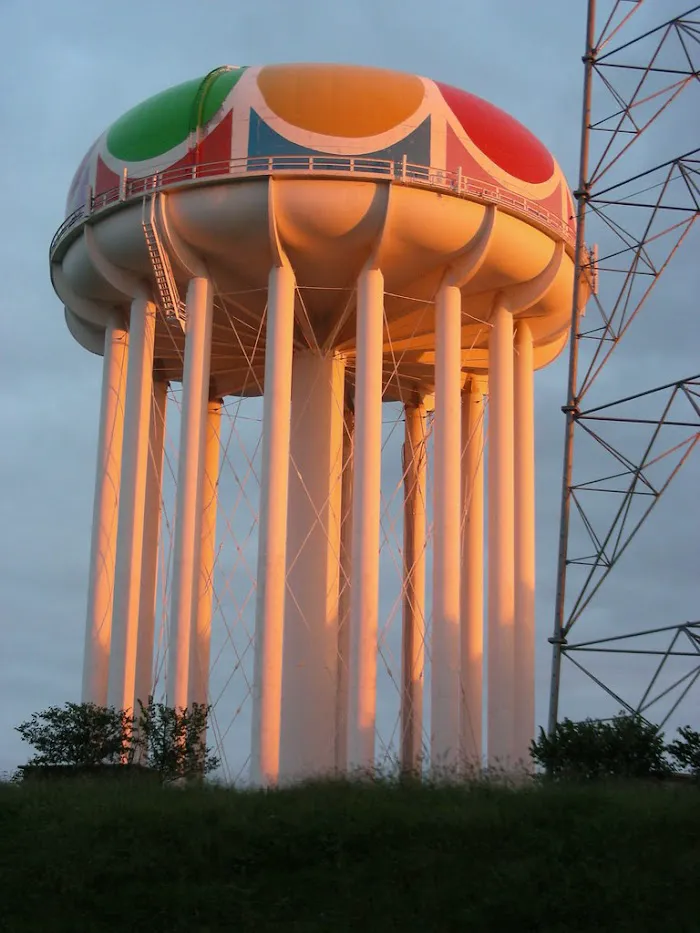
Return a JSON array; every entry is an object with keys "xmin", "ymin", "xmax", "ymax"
[
  {"xmin": 530, "ymin": 712, "xmax": 673, "ymax": 780},
  {"xmin": 667, "ymin": 726, "xmax": 700, "ymax": 779},
  {"xmin": 135, "ymin": 700, "xmax": 219, "ymax": 781},
  {"xmin": 15, "ymin": 700, "xmax": 219, "ymax": 782},
  {"xmin": 15, "ymin": 702, "xmax": 132, "ymax": 768}
]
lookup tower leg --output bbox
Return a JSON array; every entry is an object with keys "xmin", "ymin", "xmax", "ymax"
[
  {"xmin": 431, "ymin": 283, "xmax": 462, "ymax": 772},
  {"xmin": 108, "ymin": 298, "xmax": 157, "ymax": 711},
  {"xmin": 189, "ymin": 398, "xmax": 222, "ymax": 709},
  {"xmin": 251, "ymin": 264, "xmax": 296, "ymax": 786},
  {"xmin": 336, "ymin": 407, "xmax": 354, "ymax": 773},
  {"xmin": 460, "ymin": 376, "xmax": 486, "ymax": 766},
  {"xmin": 167, "ymin": 277, "xmax": 214, "ymax": 711},
  {"xmin": 347, "ymin": 267, "xmax": 384, "ymax": 773},
  {"xmin": 83, "ymin": 316, "xmax": 128, "ymax": 706},
  {"xmin": 134, "ymin": 378, "xmax": 167, "ymax": 710},
  {"xmin": 487, "ymin": 303, "xmax": 516, "ymax": 767},
  {"xmin": 514, "ymin": 322, "xmax": 535, "ymax": 766},
  {"xmin": 280, "ymin": 353, "xmax": 346, "ymax": 780},
  {"xmin": 401, "ymin": 400, "xmax": 427, "ymax": 773}
]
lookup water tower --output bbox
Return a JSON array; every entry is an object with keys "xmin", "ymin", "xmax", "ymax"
[{"xmin": 50, "ymin": 63, "xmax": 578, "ymax": 784}]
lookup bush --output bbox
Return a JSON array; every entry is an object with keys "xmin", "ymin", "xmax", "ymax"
[
  {"xmin": 15, "ymin": 700, "xmax": 219, "ymax": 783},
  {"xmin": 667, "ymin": 726, "xmax": 700, "ymax": 779},
  {"xmin": 15, "ymin": 702, "xmax": 132, "ymax": 768},
  {"xmin": 135, "ymin": 700, "xmax": 219, "ymax": 782},
  {"xmin": 530, "ymin": 711, "xmax": 673, "ymax": 780}
]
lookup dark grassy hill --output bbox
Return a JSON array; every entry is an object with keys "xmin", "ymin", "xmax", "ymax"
[{"xmin": 1, "ymin": 777, "xmax": 699, "ymax": 931}]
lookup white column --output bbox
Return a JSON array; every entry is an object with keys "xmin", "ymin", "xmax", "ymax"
[
  {"xmin": 401, "ymin": 401, "xmax": 427, "ymax": 773},
  {"xmin": 108, "ymin": 297, "xmax": 157, "ymax": 711},
  {"xmin": 347, "ymin": 267, "xmax": 384, "ymax": 772},
  {"xmin": 167, "ymin": 277, "xmax": 214, "ymax": 711},
  {"xmin": 460, "ymin": 376, "xmax": 486, "ymax": 766},
  {"xmin": 335, "ymin": 407, "xmax": 354, "ymax": 773},
  {"xmin": 133, "ymin": 378, "xmax": 167, "ymax": 710},
  {"xmin": 251, "ymin": 263, "xmax": 296, "ymax": 786},
  {"xmin": 487, "ymin": 302, "xmax": 516, "ymax": 766},
  {"xmin": 431, "ymin": 283, "xmax": 463, "ymax": 771},
  {"xmin": 280, "ymin": 353, "xmax": 346, "ymax": 780},
  {"xmin": 514, "ymin": 322, "xmax": 535, "ymax": 766},
  {"xmin": 189, "ymin": 398, "xmax": 222, "ymax": 709},
  {"xmin": 82, "ymin": 316, "xmax": 128, "ymax": 706}
]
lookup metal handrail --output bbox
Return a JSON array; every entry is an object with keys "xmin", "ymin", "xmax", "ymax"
[{"xmin": 50, "ymin": 154, "xmax": 575, "ymax": 258}]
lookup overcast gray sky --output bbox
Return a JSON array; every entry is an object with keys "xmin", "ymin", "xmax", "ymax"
[{"xmin": 1, "ymin": 0, "xmax": 697, "ymax": 777}]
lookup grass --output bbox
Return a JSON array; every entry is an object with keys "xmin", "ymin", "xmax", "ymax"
[{"xmin": 2, "ymin": 776, "xmax": 700, "ymax": 932}]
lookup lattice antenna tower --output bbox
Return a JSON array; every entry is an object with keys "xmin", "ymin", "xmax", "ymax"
[{"xmin": 548, "ymin": 0, "xmax": 700, "ymax": 732}]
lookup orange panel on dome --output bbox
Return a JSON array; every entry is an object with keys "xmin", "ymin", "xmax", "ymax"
[
  {"xmin": 258, "ymin": 64, "xmax": 425, "ymax": 138},
  {"xmin": 437, "ymin": 81, "xmax": 554, "ymax": 185}
]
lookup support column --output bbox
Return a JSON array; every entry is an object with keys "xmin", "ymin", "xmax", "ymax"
[
  {"xmin": 167, "ymin": 277, "xmax": 214, "ymax": 711},
  {"xmin": 251, "ymin": 263, "xmax": 296, "ymax": 786},
  {"xmin": 432, "ymin": 283, "xmax": 463, "ymax": 771},
  {"xmin": 460, "ymin": 376, "xmax": 486, "ymax": 766},
  {"xmin": 514, "ymin": 322, "xmax": 535, "ymax": 766},
  {"xmin": 82, "ymin": 316, "xmax": 128, "ymax": 705},
  {"xmin": 189, "ymin": 398, "xmax": 222, "ymax": 709},
  {"xmin": 108, "ymin": 297, "xmax": 157, "ymax": 711},
  {"xmin": 347, "ymin": 267, "xmax": 384, "ymax": 773},
  {"xmin": 487, "ymin": 302, "xmax": 516, "ymax": 766},
  {"xmin": 134, "ymin": 378, "xmax": 167, "ymax": 710},
  {"xmin": 336, "ymin": 407, "xmax": 354, "ymax": 773},
  {"xmin": 401, "ymin": 400, "xmax": 427, "ymax": 773},
  {"xmin": 280, "ymin": 353, "xmax": 346, "ymax": 780}
]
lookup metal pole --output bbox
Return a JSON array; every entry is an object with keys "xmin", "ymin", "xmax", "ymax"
[
  {"xmin": 514, "ymin": 323, "xmax": 535, "ymax": 765},
  {"xmin": 487, "ymin": 303, "xmax": 516, "ymax": 767},
  {"xmin": 347, "ymin": 267, "xmax": 384, "ymax": 773},
  {"xmin": 547, "ymin": 0, "xmax": 597, "ymax": 736},
  {"xmin": 189, "ymin": 398, "xmax": 222, "ymax": 709},
  {"xmin": 431, "ymin": 283, "xmax": 463, "ymax": 770},
  {"xmin": 108, "ymin": 298, "xmax": 157, "ymax": 711},
  {"xmin": 167, "ymin": 277, "xmax": 214, "ymax": 711},
  {"xmin": 134, "ymin": 378, "xmax": 168, "ymax": 710},
  {"xmin": 401, "ymin": 400, "xmax": 427, "ymax": 773},
  {"xmin": 460, "ymin": 376, "xmax": 485, "ymax": 766},
  {"xmin": 82, "ymin": 316, "xmax": 129, "ymax": 705},
  {"xmin": 336, "ymin": 407, "xmax": 354, "ymax": 773},
  {"xmin": 250, "ymin": 263, "xmax": 296, "ymax": 786}
]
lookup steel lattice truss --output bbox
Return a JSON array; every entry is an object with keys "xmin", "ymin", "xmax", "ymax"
[
  {"xmin": 565, "ymin": 620, "xmax": 700, "ymax": 729},
  {"xmin": 548, "ymin": 0, "xmax": 700, "ymax": 731}
]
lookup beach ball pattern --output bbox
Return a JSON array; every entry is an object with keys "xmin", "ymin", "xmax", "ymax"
[{"xmin": 66, "ymin": 63, "xmax": 573, "ymax": 237}]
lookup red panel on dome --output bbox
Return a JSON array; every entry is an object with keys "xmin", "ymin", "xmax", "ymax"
[
  {"xmin": 196, "ymin": 111, "xmax": 233, "ymax": 173},
  {"xmin": 437, "ymin": 82, "xmax": 554, "ymax": 185},
  {"xmin": 445, "ymin": 124, "xmax": 498, "ymax": 185},
  {"xmin": 95, "ymin": 157, "xmax": 121, "ymax": 199}
]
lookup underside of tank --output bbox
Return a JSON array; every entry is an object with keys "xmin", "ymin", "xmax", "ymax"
[{"xmin": 53, "ymin": 175, "xmax": 575, "ymax": 402}]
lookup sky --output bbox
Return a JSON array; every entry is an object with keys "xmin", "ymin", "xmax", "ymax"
[{"xmin": 0, "ymin": 0, "xmax": 697, "ymax": 778}]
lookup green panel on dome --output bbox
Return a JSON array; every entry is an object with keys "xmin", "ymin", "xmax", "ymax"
[
  {"xmin": 106, "ymin": 67, "xmax": 246, "ymax": 162},
  {"xmin": 198, "ymin": 67, "xmax": 244, "ymax": 124}
]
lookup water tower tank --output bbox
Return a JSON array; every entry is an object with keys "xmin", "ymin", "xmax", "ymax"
[{"xmin": 50, "ymin": 63, "xmax": 578, "ymax": 783}]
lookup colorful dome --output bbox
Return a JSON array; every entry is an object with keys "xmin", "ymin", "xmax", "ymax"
[{"xmin": 65, "ymin": 63, "xmax": 574, "ymax": 239}]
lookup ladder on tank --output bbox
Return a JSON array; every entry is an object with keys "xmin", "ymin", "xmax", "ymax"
[{"xmin": 142, "ymin": 194, "xmax": 186, "ymax": 330}]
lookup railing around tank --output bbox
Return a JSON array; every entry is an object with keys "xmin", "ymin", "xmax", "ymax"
[{"xmin": 50, "ymin": 154, "xmax": 575, "ymax": 258}]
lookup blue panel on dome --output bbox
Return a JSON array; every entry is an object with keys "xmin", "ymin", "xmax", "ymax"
[{"xmin": 247, "ymin": 110, "xmax": 432, "ymax": 175}]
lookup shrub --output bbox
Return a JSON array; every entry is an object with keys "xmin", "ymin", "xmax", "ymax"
[
  {"xmin": 15, "ymin": 702, "xmax": 133, "ymax": 768},
  {"xmin": 667, "ymin": 726, "xmax": 700, "ymax": 779},
  {"xmin": 530, "ymin": 711, "xmax": 673, "ymax": 780},
  {"xmin": 134, "ymin": 700, "xmax": 219, "ymax": 782},
  {"xmin": 15, "ymin": 700, "xmax": 219, "ymax": 783}
]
